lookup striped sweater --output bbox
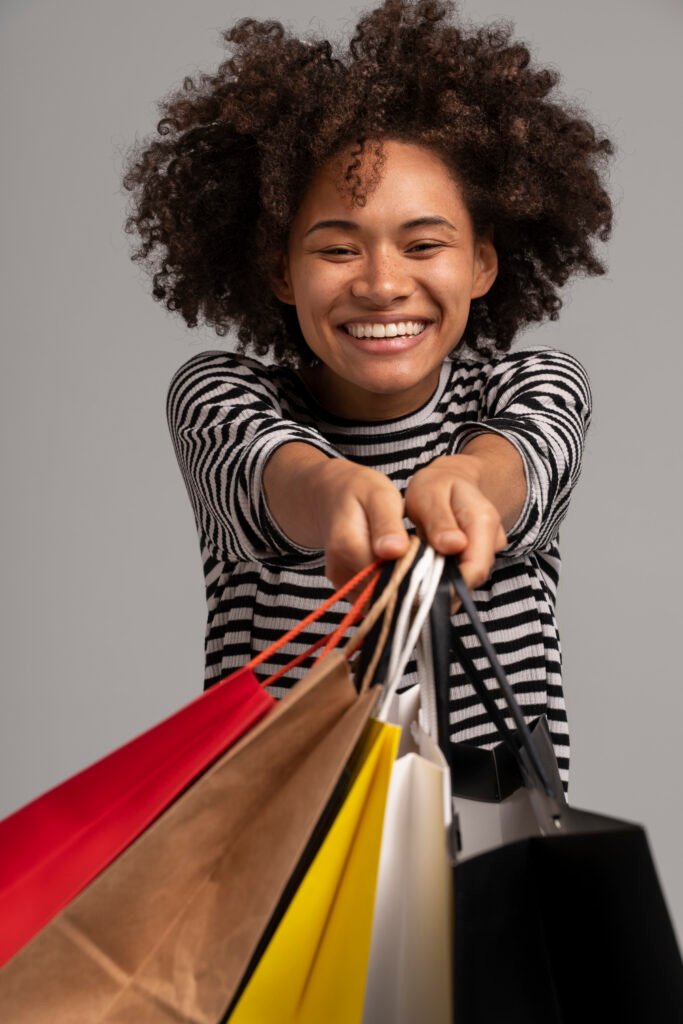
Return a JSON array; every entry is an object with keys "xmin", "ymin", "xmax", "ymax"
[{"xmin": 166, "ymin": 343, "xmax": 592, "ymax": 796}]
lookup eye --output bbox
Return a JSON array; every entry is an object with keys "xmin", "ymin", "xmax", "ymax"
[
  {"xmin": 408, "ymin": 242, "xmax": 443, "ymax": 253},
  {"xmin": 319, "ymin": 241, "xmax": 444, "ymax": 257},
  {"xmin": 321, "ymin": 247, "xmax": 356, "ymax": 256}
]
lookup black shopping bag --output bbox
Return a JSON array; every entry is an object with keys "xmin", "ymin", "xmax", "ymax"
[{"xmin": 429, "ymin": 558, "xmax": 683, "ymax": 1023}]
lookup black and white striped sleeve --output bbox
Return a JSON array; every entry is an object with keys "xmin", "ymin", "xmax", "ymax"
[
  {"xmin": 453, "ymin": 345, "xmax": 593, "ymax": 557},
  {"xmin": 166, "ymin": 350, "xmax": 343, "ymax": 564}
]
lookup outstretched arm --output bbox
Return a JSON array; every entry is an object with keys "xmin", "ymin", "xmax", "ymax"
[
  {"xmin": 404, "ymin": 433, "xmax": 527, "ymax": 592},
  {"xmin": 404, "ymin": 346, "xmax": 593, "ymax": 592},
  {"xmin": 166, "ymin": 350, "xmax": 344, "ymax": 565}
]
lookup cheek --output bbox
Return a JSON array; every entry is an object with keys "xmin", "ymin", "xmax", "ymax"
[
  {"xmin": 295, "ymin": 272, "xmax": 335, "ymax": 314},
  {"xmin": 430, "ymin": 262, "xmax": 471, "ymax": 298}
]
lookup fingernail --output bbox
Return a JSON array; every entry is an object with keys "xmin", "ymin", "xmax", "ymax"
[{"xmin": 376, "ymin": 534, "xmax": 405, "ymax": 552}]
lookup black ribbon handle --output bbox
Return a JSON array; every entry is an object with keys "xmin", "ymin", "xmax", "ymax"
[{"xmin": 431, "ymin": 555, "xmax": 562, "ymax": 803}]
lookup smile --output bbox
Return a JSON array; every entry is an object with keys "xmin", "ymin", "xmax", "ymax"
[
  {"xmin": 343, "ymin": 320, "xmax": 429, "ymax": 339},
  {"xmin": 335, "ymin": 322, "xmax": 433, "ymax": 353}
]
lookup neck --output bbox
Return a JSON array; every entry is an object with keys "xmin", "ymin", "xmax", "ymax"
[{"xmin": 297, "ymin": 362, "xmax": 444, "ymax": 422}]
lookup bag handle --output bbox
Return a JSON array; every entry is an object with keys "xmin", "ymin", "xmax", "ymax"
[
  {"xmin": 350, "ymin": 536, "xmax": 424, "ymax": 692},
  {"xmin": 244, "ymin": 558, "xmax": 380, "ymax": 671},
  {"xmin": 375, "ymin": 546, "xmax": 445, "ymax": 721},
  {"xmin": 259, "ymin": 569, "xmax": 382, "ymax": 688},
  {"xmin": 252, "ymin": 538, "xmax": 423, "ymax": 690},
  {"xmin": 340, "ymin": 535, "xmax": 421, "ymax": 664},
  {"xmin": 432, "ymin": 556, "xmax": 561, "ymax": 801}
]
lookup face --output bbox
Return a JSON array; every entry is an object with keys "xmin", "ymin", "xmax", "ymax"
[{"xmin": 271, "ymin": 139, "xmax": 498, "ymax": 421}]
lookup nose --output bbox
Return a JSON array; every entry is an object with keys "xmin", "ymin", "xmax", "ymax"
[{"xmin": 350, "ymin": 250, "xmax": 415, "ymax": 306}]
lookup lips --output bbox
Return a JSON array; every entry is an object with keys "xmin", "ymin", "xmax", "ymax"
[{"xmin": 336, "ymin": 321, "xmax": 433, "ymax": 353}]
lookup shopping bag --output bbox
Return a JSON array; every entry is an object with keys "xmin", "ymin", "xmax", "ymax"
[
  {"xmin": 0, "ymin": 544, "xmax": 418, "ymax": 1024},
  {"xmin": 363, "ymin": 545, "xmax": 453, "ymax": 1024},
  {"xmin": 228, "ymin": 717, "xmax": 400, "ymax": 1024},
  {"xmin": 0, "ymin": 651, "xmax": 378, "ymax": 1023},
  {"xmin": 0, "ymin": 665, "xmax": 273, "ymax": 966},
  {"xmin": 434, "ymin": 557, "xmax": 683, "ymax": 1022},
  {"xmin": 0, "ymin": 543, "xmax": 384, "ymax": 970}
]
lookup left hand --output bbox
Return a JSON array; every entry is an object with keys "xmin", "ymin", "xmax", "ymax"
[{"xmin": 403, "ymin": 455, "xmax": 508, "ymax": 613}]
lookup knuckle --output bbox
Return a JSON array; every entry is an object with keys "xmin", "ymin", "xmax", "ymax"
[{"xmin": 367, "ymin": 464, "xmax": 393, "ymax": 486}]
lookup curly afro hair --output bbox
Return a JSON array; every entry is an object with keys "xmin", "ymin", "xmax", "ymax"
[{"xmin": 121, "ymin": 0, "xmax": 616, "ymax": 369}]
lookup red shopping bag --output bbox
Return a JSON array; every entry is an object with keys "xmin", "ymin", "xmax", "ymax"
[
  {"xmin": 0, "ymin": 667, "xmax": 272, "ymax": 965},
  {"xmin": 0, "ymin": 559, "xmax": 383, "ymax": 968}
]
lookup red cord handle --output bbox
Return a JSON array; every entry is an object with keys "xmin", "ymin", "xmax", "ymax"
[
  {"xmin": 241, "ymin": 558, "xmax": 384, "ymax": 685},
  {"xmin": 261, "ymin": 569, "xmax": 381, "ymax": 688}
]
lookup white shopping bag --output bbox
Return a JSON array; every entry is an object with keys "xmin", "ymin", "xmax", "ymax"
[{"xmin": 363, "ymin": 550, "xmax": 453, "ymax": 1024}]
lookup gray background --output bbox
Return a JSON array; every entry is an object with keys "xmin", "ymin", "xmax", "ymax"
[{"xmin": 2, "ymin": 0, "xmax": 682, "ymax": 946}]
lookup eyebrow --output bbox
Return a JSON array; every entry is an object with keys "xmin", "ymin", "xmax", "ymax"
[{"xmin": 303, "ymin": 216, "xmax": 459, "ymax": 238}]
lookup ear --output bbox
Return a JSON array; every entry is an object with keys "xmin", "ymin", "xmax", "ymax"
[
  {"xmin": 470, "ymin": 224, "xmax": 498, "ymax": 300},
  {"xmin": 269, "ymin": 251, "xmax": 296, "ymax": 306}
]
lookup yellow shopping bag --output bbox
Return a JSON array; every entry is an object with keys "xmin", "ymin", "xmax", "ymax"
[{"xmin": 228, "ymin": 717, "xmax": 400, "ymax": 1024}]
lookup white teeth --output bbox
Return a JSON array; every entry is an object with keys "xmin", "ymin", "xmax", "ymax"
[{"xmin": 344, "ymin": 320, "xmax": 428, "ymax": 339}]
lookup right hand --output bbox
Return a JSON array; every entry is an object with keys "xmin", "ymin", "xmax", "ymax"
[{"xmin": 308, "ymin": 459, "xmax": 411, "ymax": 601}]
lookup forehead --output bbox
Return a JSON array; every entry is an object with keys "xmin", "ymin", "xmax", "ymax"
[{"xmin": 292, "ymin": 139, "xmax": 473, "ymax": 235}]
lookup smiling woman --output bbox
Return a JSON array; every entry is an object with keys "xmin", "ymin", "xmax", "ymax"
[
  {"xmin": 123, "ymin": 0, "xmax": 615, "ymax": 797},
  {"xmin": 271, "ymin": 140, "xmax": 498, "ymax": 420}
]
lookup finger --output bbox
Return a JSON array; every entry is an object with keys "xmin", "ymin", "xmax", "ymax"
[
  {"xmin": 454, "ymin": 504, "xmax": 501, "ymax": 590},
  {"xmin": 406, "ymin": 481, "xmax": 468, "ymax": 555},
  {"xmin": 325, "ymin": 502, "xmax": 375, "ymax": 591},
  {"xmin": 457, "ymin": 559, "xmax": 484, "ymax": 594},
  {"xmin": 366, "ymin": 484, "xmax": 411, "ymax": 560}
]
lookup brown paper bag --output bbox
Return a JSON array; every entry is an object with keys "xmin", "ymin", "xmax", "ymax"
[{"xmin": 0, "ymin": 651, "xmax": 380, "ymax": 1024}]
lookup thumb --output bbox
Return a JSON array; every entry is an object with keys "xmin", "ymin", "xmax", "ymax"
[{"xmin": 367, "ymin": 486, "xmax": 410, "ymax": 560}]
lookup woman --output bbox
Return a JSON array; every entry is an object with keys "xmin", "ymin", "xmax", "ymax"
[{"xmin": 122, "ymin": 0, "xmax": 615, "ymax": 796}]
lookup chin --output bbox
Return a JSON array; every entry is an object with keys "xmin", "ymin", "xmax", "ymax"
[{"xmin": 356, "ymin": 361, "xmax": 427, "ymax": 386}]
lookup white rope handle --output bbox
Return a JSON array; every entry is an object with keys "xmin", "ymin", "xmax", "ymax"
[
  {"xmin": 376, "ymin": 546, "xmax": 445, "ymax": 722},
  {"xmin": 385, "ymin": 544, "xmax": 435, "ymax": 685},
  {"xmin": 414, "ymin": 550, "xmax": 449, "ymax": 741}
]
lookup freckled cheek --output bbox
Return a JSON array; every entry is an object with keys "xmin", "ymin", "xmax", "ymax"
[{"xmin": 308, "ymin": 279, "xmax": 353, "ymax": 324}]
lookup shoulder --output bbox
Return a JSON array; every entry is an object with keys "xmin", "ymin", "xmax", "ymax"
[
  {"xmin": 454, "ymin": 343, "xmax": 591, "ymax": 403},
  {"xmin": 495, "ymin": 345, "xmax": 592, "ymax": 409},
  {"xmin": 457, "ymin": 343, "xmax": 589, "ymax": 377},
  {"xmin": 496, "ymin": 344, "xmax": 589, "ymax": 378},
  {"xmin": 166, "ymin": 349, "xmax": 291, "ymax": 411}
]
